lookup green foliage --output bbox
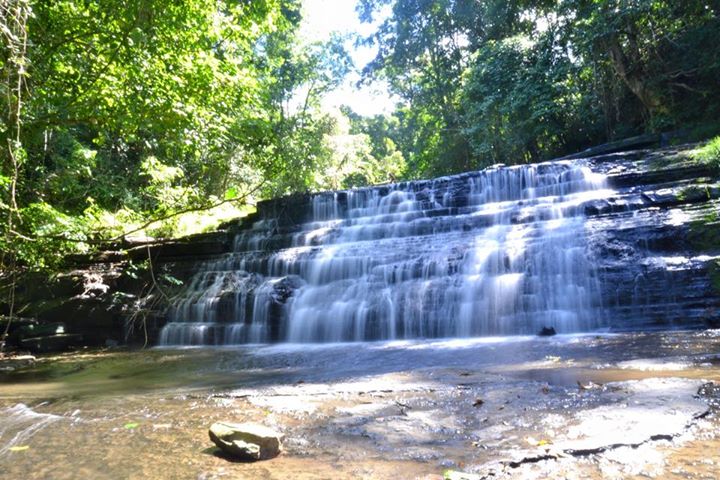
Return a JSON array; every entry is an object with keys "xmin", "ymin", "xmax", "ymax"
[
  {"xmin": 359, "ymin": 0, "xmax": 720, "ymax": 175},
  {"xmin": 462, "ymin": 30, "xmax": 603, "ymax": 167},
  {"xmin": 320, "ymin": 111, "xmax": 406, "ymax": 189},
  {"xmin": 14, "ymin": 202, "xmax": 91, "ymax": 270},
  {"xmin": 1, "ymin": 0, "xmax": 307, "ymax": 271},
  {"xmin": 2, "ymin": 0, "xmax": 719, "ymax": 275},
  {"xmin": 693, "ymin": 136, "xmax": 720, "ymax": 168},
  {"xmin": 358, "ymin": 0, "xmax": 479, "ymax": 176},
  {"xmin": 252, "ymin": 33, "xmax": 354, "ymax": 196},
  {"xmin": 0, "ymin": 0, "xmax": 364, "ymax": 272},
  {"xmin": 27, "ymin": 0, "xmax": 288, "ymax": 202}
]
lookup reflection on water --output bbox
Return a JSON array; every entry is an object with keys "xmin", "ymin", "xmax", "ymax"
[
  {"xmin": 1, "ymin": 330, "xmax": 719, "ymax": 479},
  {"xmin": 2, "ymin": 331, "xmax": 720, "ymax": 400}
]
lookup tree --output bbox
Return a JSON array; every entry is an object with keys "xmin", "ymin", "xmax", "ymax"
[
  {"xmin": 462, "ymin": 29, "xmax": 603, "ymax": 165},
  {"xmin": 0, "ymin": 0, "xmax": 31, "ymax": 348},
  {"xmin": 0, "ymin": 0, "xmax": 352, "ymax": 269},
  {"xmin": 358, "ymin": 0, "xmax": 478, "ymax": 176},
  {"xmin": 358, "ymin": 0, "xmax": 720, "ymax": 176},
  {"xmin": 320, "ymin": 109, "xmax": 406, "ymax": 189},
  {"xmin": 250, "ymin": 32, "xmax": 353, "ymax": 195},
  {"xmin": 566, "ymin": 0, "xmax": 720, "ymax": 131}
]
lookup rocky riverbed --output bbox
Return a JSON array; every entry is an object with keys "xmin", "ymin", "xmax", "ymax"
[{"xmin": 1, "ymin": 331, "xmax": 720, "ymax": 479}]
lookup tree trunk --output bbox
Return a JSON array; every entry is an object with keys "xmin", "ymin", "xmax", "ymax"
[{"xmin": 605, "ymin": 35, "xmax": 662, "ymax": 119}]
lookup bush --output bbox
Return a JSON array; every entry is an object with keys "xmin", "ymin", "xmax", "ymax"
[{"xmin": 694, "ymin": 136, "xmax": 720, "ymax": 168}]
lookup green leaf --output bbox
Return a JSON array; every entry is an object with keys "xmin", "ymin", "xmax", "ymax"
[{"xmin": 224, "ymin": 186, "xmax": 239, "ymax": 200}]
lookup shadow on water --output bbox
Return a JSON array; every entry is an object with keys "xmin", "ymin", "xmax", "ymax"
[{"xmin": 1, "ymin": 330, "xmax": 720, "ymax": 402}]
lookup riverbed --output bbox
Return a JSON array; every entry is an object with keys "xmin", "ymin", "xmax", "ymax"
[{"xmin": 2, "ymin": 331, "xmax": 720, "ymax": 479}]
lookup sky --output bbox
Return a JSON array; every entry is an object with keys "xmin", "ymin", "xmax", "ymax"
[{"xmin": 299, "ymin": 0, "xmax": 397, "ymax": 116}]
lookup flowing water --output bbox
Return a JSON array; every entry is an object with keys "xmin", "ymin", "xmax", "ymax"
[
  {"xmin": 161, "ymin": 161, "xmax": 612, "ymax": 345},
  {"xmin": 2, "ymin": 332, "xmax": 720, "ymax": 479},
  {"xmin": 4, "ymin": 149, "xmax": 720, "ymax": 478}
]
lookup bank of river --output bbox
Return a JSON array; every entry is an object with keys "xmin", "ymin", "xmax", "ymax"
[{"xmin": 1, "ymin": 331, "xmax": 720, "ymax": 479}]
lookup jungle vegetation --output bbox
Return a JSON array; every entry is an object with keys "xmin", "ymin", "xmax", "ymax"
[{"xmin": 1, "ymin": 0, "xmax": 719, "ymax": 274}]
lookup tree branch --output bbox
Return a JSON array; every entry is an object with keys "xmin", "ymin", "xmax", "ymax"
[
  {"xmin": 7, "ymin": 179, "xmax": 266, "ymax": 246},
  {"xmin": 106, "ymin": 179, "xmax": 266, "ymax": 242}
]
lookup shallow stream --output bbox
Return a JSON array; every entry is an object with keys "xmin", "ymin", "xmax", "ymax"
[{"xmin": 2, "ymin": 331, "xmax": 720, "ymax": 479}]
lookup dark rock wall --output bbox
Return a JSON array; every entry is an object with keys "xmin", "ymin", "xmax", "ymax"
[{"xmin": 587, "ymin": 146, "xmax": 720, "ymax": 329}]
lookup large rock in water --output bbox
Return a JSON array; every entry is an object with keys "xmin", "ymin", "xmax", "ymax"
[{"xmin": 208, "ymin": 422, "xmax": 283, "ymax": 461}]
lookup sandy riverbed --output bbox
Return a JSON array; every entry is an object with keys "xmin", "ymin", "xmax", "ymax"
[{"xmin": 1, "ymin": 331, "xmax": 720, "ymax": 479}]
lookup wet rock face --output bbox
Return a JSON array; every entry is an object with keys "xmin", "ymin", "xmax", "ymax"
[
  {"xmin": 586, "ymin": 146, "xmax": 720, "ymax": 330},
  {"xmin": 208, "ymin": 422, "xmax": 283, "ymax": 461},
  {"xmin": 162, "ymin": 160, "xmax": 615, "ymax": 343},
  {"xmin": 5, "ymin": 268, "xmax": 127, "ymax": 348},
  {"xmin": 157, "ymin": 143, "xmax": 720, "ymax": 344}
]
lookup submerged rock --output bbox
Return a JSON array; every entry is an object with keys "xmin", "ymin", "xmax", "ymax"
[
  {"xmin": 697, "ymin": 381, "xmax": 720, "ymax": 409},
  {"xmin": 208, "ymin": 422, "xmax": 283, "ymax": 461},
  {"xmin": 537, "ymin": 326, "xmax": 556, "ymax": 337},
  {"xmin": 0, "ymin": 354, "xmax": 36, "ymax": 372}
]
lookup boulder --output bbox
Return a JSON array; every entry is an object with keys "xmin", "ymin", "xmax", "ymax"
[
  {"xmin": 538, "ymin": 326, "xmax": 557, "ymax": 337},
  {"xmin": 208, "ymin": 422, "xmax": 283, "ymax": 461}
]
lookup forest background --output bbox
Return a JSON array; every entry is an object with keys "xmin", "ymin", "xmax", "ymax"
[{"xmin": 1, "ymin": 0, "xmax": 719, "ymax": 273}]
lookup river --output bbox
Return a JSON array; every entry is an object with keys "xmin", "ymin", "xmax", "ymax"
[{"xmin": 2, "ymin": 331, "xmax": 720, "ymax": 479}]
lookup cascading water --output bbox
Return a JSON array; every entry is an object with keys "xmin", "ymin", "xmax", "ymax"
[{"xmin": 159, "ymin": 160, "xmax": 612, "ymax": 345}]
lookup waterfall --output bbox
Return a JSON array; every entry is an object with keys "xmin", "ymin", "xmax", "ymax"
[{"xmin": 159, "ymin": 160, "xmax": 611, "ymax": 345}]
